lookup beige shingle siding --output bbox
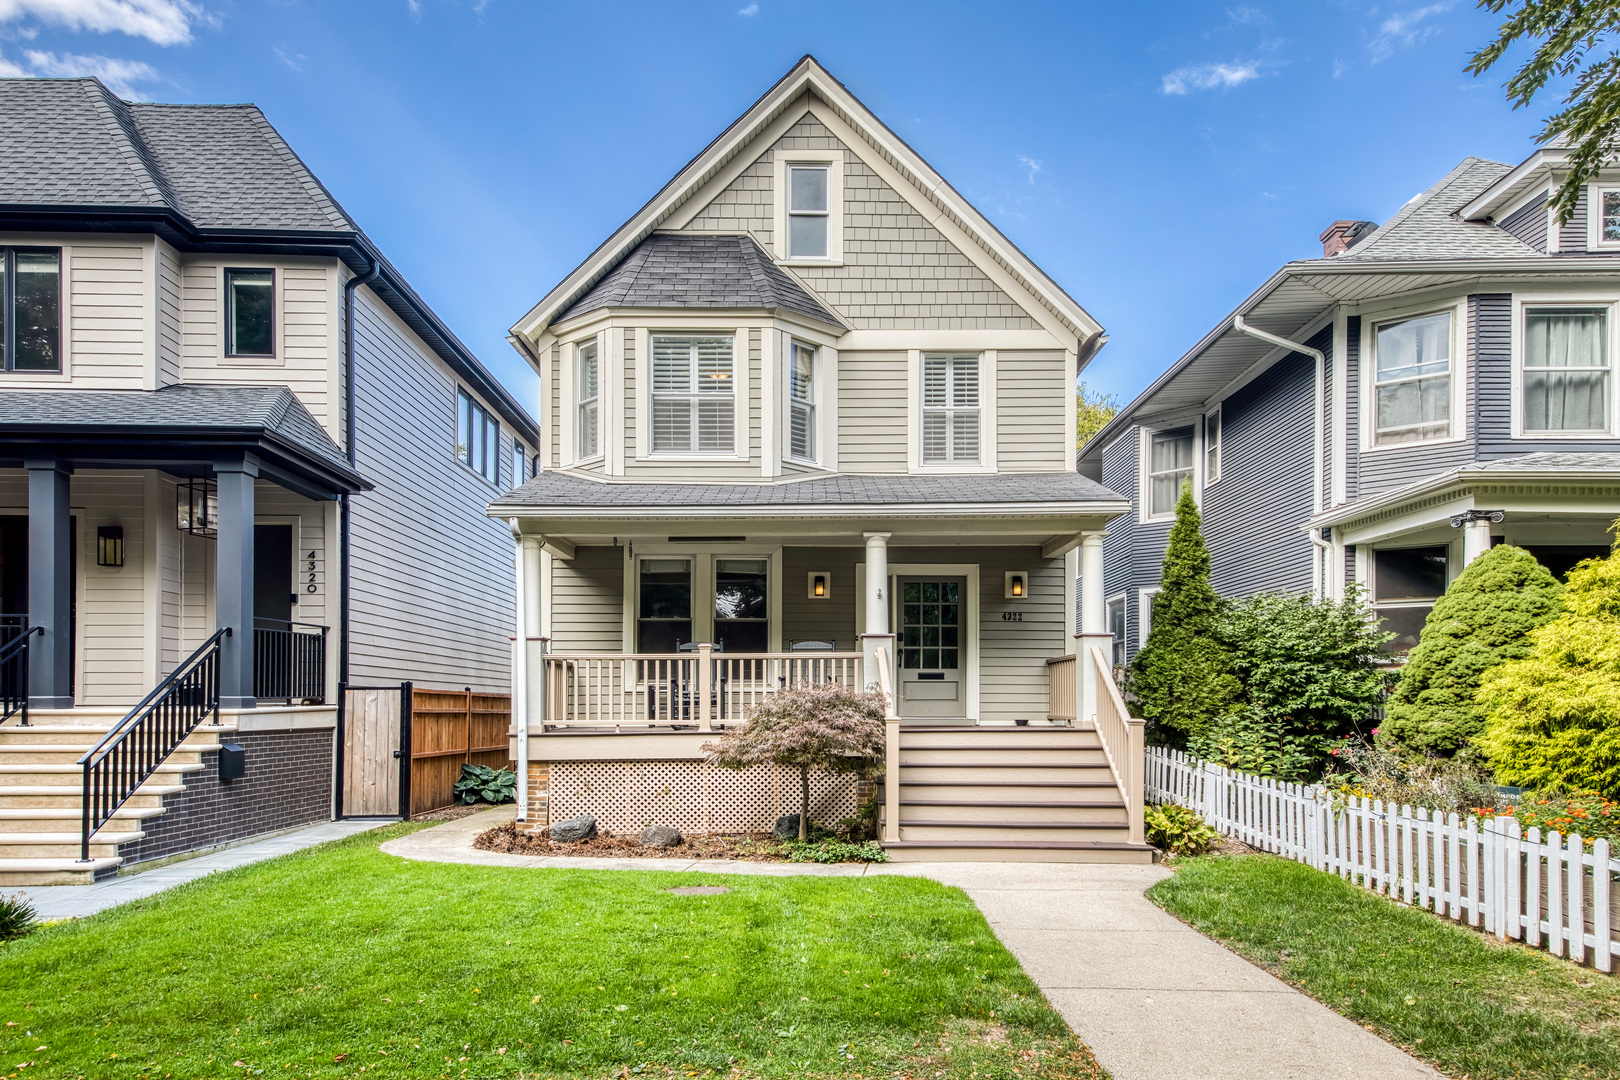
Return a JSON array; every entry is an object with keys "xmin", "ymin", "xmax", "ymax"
[
  {"xmin": 680, "ymin": 112, "xmax": 1038, "ymax": 330},
  {"xmin": 996, "ymin": 350, "xmax": 1069, "ymax": 471},
  {"xmin": 550, "ymin": 545, "xmax": 623, "ymax": 652},
  {"xmin": 836, "ymin": 350, "xmax": 908, "ymax": 473}
]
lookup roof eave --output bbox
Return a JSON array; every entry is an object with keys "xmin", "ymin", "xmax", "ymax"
[
  {"xmin": 1306, "ymin": 464, "xmax": 1620, "ymax": 530},
  {"xmin": 486, "ymin": 498, "xmax": 1132, "ymax": 520}
]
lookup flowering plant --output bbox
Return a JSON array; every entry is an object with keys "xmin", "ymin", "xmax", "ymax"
[{"xmin": 1472, "ymin": 791, "xmax": 1619, "ymax": 850}]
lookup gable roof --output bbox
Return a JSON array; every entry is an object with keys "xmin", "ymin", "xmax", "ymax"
[
  {"xmin": 511, "ymin": 55, "xmax": 1102, "ymax": 353},
  {"xmin": 0, "ymin": 76, "xmax": 535, "ymax": 445},
  {"xmin": 556, "ymin": 233, "xmax": 842, "ymax": 327}
]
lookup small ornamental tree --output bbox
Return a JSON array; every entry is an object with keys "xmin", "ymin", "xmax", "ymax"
[
  {"xmin": 1383, "ymin": 544, "xmax": 1563, "ymax": 758},
  {"xmin": 1477, "ymin": 539, "xmax": 1620, "ymax": 798},
  {"xmin": 703, "ymin": 681, "xmax": 887, "ymax": 841},
  {"xmin": 1129, "ymin": 481, "xmax": 1241, "ymax": 741}
]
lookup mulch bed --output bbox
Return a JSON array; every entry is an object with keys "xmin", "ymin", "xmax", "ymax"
[
  {"xmin": 412, "ymin": 802, "xmax": 504, "ymax": 822},
  {"xmin": 473, "ymin": 822, "xmax": 792, "ymax": 861}
]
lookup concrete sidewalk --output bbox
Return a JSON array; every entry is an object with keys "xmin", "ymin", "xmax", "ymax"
[
  {"xmin": 14, "ymin": 818, "xmax": 391, "ymax": 919},
  {"xmin": 385, "ymin": 809, "xmax": 1440, "ymax": 1080}
]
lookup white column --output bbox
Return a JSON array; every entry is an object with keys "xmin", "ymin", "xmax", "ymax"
[
  {"xmin": 1075, "ymin": 531, "xmax": 1110, "ymax": 728},
  {"xmin": 1454, "ymin": 509, "xmax": 1504, "ymax": 567},
  {"xmin": 860, "ymin": 532, "xmax": 894, "ymax": 699}
]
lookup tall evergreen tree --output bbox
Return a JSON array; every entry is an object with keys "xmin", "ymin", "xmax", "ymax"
[
  {"xmin": 1128, "ymin": 481, "xmax": 1240, "ymax": 740},
  {"xmin": 1383, "ymin": 544, "xmax": 1563, "ymax": 758}
]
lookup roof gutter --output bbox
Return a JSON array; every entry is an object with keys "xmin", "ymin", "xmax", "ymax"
[{"xmin": 339, "ymin": 256, "xmax": 381, "ymax": 687}]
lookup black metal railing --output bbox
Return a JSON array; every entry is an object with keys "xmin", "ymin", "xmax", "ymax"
[
  {"xmin": 79, "ymin": 628, "xmax": 228, "ymax": 862},
  {"xmin": 254, "ymin": 619, "xmax": 328, "ymax": 705},
  {"xmin": 0, "ymin": 618, "xmax": 41, "ymax": 726}
]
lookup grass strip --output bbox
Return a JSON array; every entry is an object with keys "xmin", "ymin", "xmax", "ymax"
[
  {"xmin": 1148, "ymin": 853, "xmax": 1620, "ymax": 1080},
  {"xmin": 0, "ymin": 824, "xmax": 1102, "ymax": 1080}
]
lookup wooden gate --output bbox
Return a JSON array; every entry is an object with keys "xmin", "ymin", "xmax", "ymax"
[
  {"xmin": 338, "ymin": 683, "xmax": 408, "ymax": 818},
  {"xmin": 407, "ymin": 687, "xmax": 512, "ymax": 817}
]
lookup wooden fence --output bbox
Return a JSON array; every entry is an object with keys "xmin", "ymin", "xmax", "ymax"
[
  {"xmin": 1146, "ymin": 747, "xmax": 1620, "ymax": 972},
  {"xmin": 408, "ymin": 687, "xmax": 512, "ymax": 817}
]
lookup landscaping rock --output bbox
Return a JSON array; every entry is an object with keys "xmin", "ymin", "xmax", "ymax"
[
  {"xmin": 548, "ymin": 814, "xmax": 597, "ymax": 842},
  {"xmin": 639, "ymin": 825, "xmax": 682, "ymax": 848},
  {"xmin": 773, "ymin": 814, "xmax": 803, "ymax": 841}
]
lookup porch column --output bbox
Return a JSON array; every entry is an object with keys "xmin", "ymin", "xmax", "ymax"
[
  {"xmin": 25, "ymin": 458, "xmax": 73, "ymax": 709},
  {"xmin": 1452, "ymin": 509, "xmax": 1504, "ymax": 566},
  {"xmin": 1076, "ymin": 531, "xmax": 1110, "ymax": 727},
  {"xmin": 860, "ymin": 532, "xmax": 894, "ymax": 695},
  {"xmin": 216, "ymin": 455, "xmax": 258, "ymax": 710}
]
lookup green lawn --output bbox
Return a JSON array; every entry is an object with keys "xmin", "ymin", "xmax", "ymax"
[
  {"xmin": 1148, "ymin": 853, "xmax": 1620, "ymax": 1080},
  {"xmin": 0, "ymin": 824, "xmax": 1102, "ymax": 1080}
]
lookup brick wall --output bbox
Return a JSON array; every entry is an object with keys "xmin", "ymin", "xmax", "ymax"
[
  {"xmin": 121, "ymin": 728, "xmax": 334, "ymax": 866},
  {"xmin": 522, "ymin": 761, "xmax": 549, "ymax": 834}
]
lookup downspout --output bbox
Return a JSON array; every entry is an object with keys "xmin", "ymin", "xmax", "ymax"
[
  {"xmin": 1233, "ymin": 315, "xmax": 1330, "ymax": 596},
  {"xmin": 509, "ymin": 520, "xmax": 529, "ymax": 827},
  {"xmin": 340, "ymin": 255, "xmax": 381, "ymax": 686}
]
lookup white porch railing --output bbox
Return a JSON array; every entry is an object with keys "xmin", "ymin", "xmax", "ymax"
[
  {"xmin": 1090, "ymin": 646, "xmax": 1145, "ymax": 845},
  {"xmin": 543, "ymin": 647, "xmax": 864, "ymax": 731}
]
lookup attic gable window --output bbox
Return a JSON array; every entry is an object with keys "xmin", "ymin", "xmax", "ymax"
[
  {"xmin": 921, "ymin": 354, "xmax": 981, "ymax": 464},
  {"xmin": 652, "ymin": 335, "xmax": 734, "ymax": 454},
  {"xmin": 787, "ymin": 165, "xmax": 830, "ymax": 258}
]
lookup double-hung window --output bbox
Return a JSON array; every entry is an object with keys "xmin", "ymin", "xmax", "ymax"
[
  {"xmin": 787, "ymin": 165, "xmax": 830, "ymax": 259},
  {"xmin": 1147, "ymin": 426, "xmax": 1194, "ymax": 517},
  {"xmin": 1601, "ymin": 190, "xmax": 1620, "ymax": 244},
  {"xmin": 1, "ymin": 247, "xmax": 62, "ymax": 373},
  {"xmin": 577, "ymin": 339, "xmax": 600, "ymax": 459},
  {"xmin": 456, "ymin": 387, "xmax": 500, "ymax": 484},
  {"xmin": 789, "ymin": 341, "xmax": 816, "ymax": 460},
  {"xmin": 715, "ymin": 559, "xmax": 769, "ymax": 652},
  {"xmin": 651, "ymin": 335, "xmax": 734, "ymax": 454},
  {"xmin": 512, "ymin": 444, "xmax": 527, "ymax": 489},
  {"xmin": 922, "ymin": 354, "xmax": 980, "ymax": 464},
  {"xmin": 225, "ymin": 268, "xmax": 274, "ymax": 358},
  {"xmin": 1372, "ymin": 546, "xmax": 1448, "ymax": 653},
  {"xmin": 1523, "ymin": 307, "xmax": 1610, "ymax": 432},
  {"xmin": 637, "ymin": 558, "xmax": 692, "ymax": 653},
  {"xmin": 1203, "ymin": 408, "xmax": 1222, "ymax": 484},
  {"xmin": 1374, "ymin": 312, "xmax": 1452, "ymax": 445},
  {"xmin": 1107, "ymin": 597, "xmax": 1127, "ymax": 668}
]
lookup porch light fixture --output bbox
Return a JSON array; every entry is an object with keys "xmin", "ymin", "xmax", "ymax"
[
  {"xmin": 1004, "ymin": 571, "xmax": 1027, "ymax": 599},
  {"xmin": 96, "ymin": 525, "xmax": 124, "ymax": 567},
  {"xmin": 178, "ymin": 477, "xmax": 218, "ymax": 538},
  {"xmin": 807, "ymin": 572, "xmax": 830, "ymax": 599}
]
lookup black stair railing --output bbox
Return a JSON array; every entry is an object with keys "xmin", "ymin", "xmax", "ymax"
[
  {"xmin": 78, "ymin": 628, "xmax": 228, "ymax": 862},
  {"xmin": 0, "ymin": 621, "xmax": 42, "ymax": 726},
  {"xmin": 253, "ymin": 619, "xmax": 328, "ymax": 705}
]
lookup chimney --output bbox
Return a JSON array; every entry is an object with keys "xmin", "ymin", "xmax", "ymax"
[{"xmin": 1319, "ymin": 220, "xmax": 1376, "ymax": 257}]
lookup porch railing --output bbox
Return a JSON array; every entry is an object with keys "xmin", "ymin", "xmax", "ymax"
[
  {"xmin": 543, "ymin": 648, "xmax": 864, "ymax": 730},
  {"xmin": 254, "ymin": 619, "xmax": 328, "ymax": 705},
  {"xmin": 1046, "ymin": 654, "xmax": 1077, "ymax": 723},
  {"xmin": 1090, "ymin": 645, "xmax": 1145, "ymax": 845},
  {"xmin": 79, "ymin": 628, "xmax": 227, "ymax": 861},
  {"xmin": 0, "ymin": 619, "xmax": 41, "ymax": 726}
]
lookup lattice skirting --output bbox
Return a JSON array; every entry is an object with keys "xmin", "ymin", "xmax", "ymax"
[{"xmin": 541, "ymin": 760, "xmax": 860, "ymax": 835}]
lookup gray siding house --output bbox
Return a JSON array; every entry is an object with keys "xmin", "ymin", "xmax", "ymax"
[
  {"xmin": 490, "ymin": 57, "xmax": 1151, "ymax": 862},
  {"xmin": 1082, "ymin": 145, "xmax": 1620, "ymax": 664},
  {"xmin": 0, "ymin": 77, "xmax": 536, "ymax": 883}
]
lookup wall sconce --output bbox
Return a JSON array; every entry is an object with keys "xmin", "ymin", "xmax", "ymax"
[
  {"xmin": 178, "ymin": 477, "xmax": 217, "ymax": 537},
  {"xmin": 97, "ymin": 525, "xmax": 124, "ymax": 567},
  {"xmin": 807, "ymin": 571, "xmax": 830, "ymax": 599},
  {"xmin": 1004, "ymin": 571, "xmax": 1027, "ymax": 599}
]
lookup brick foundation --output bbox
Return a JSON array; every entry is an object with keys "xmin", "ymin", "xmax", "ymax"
[
  {"xmin": 521, "ymin": 761, "xmax": 550, "ymax": 834},
  {"xmin": 121, "ymin": 728, "xmax": 334, "ymax": 866}
]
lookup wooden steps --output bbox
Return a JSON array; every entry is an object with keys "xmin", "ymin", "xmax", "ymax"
[{"xmin": 879, "ymin": 725, "xmax": 1154, "ymax": 864}]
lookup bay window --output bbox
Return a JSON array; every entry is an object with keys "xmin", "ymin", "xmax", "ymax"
[
  {"xmin": 652, "ymin": 335, "xmax": 734, "ymax": 454},
  {"xmin": 1374, "ymin": 311, "xmax": 1452, "ymax": 445},
  {"xmin": 2, "ymin": 247, "xmax": 62, "ymax": 372},
  {"xmin": 1523, "ymin": 306, "xmax": 1610, "ymax": 432},
  {"xmin": 1147, "ymin": 426, "xmax": 1194, "ymax": 517},
  {"xmin": 922, "ymin": 354, "xmax": 980, "ymax": 464},
  {"xmin": 789, "ymin": 341, "xmax": 816, "ymax": 460},
  {"xmin": 577, "ymin": 339, "xmax": 600, "ymax": 459}
]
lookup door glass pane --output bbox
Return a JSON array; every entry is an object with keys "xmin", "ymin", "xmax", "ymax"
[
  {"xmin": 638, "ymin": 559, "xmax": 692, "ymax": 653},
  {"xmin": 227, "ymin": 269, "xmax": 274, "ymax": 356},
  {"xmin": 900, "ymin": 581, "xmax": 962, "ymax": 671},
  {"xmin": 12, "ymin": 250, "xmax": 60, "ymax": 371}
]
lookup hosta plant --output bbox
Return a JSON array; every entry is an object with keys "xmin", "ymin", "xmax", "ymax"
[
  {"xmin": 0, "ymin": 893, "xmax": 36, "ymax": 941},
  {"xmin": 453, "ymin": 764, "xmax": 517, "ymax": 805},
  {"xmin": 1144, "ymin": 803, "xmax": 1222, "ymax": 856}
]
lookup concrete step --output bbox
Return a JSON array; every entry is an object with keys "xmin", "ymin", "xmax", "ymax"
[
  {"xmin": 0, "ymin": 856, "xmax": 123, "ymax": 886},
  {"xmin": 898, "ymin": 763, "xmax": 1116, "ymax": 784},
  {"xmin": 899, "ymin": 747, "xmax": 1107, "ymax": 767},
  {"xmin": 896, "ymin": 780, "xmax": 1121, "ymax": 801},
  {"xmin": 898, "ymin": 800, "xmax": 1127, "ymax": 824},
  {"xmin": 898, "ymin": 820, "xmax": 1134, "ymax": 843},
  {"xmin": 0, "ymin": 761, "xmax": 203, "ymax": 787},
  {"xmin": 0, "ymin": 787, "xmax": 179, "ymax": 808},
  {"xmin": 0, "ymin": 724, "xmax": 232, "ymax": 748},
  {"xmin": 0, "ymin": 831, "xmax": 140, "ymax": 858},
  {"xmin": 0, "ymin": 743, "xmax": 218, "ymax": 765},
  {"xmin": 900, "ymin": 729, "xmax": 1100, "ymax": 750},
  {"xmin": 879, "ymin": 839, "xmax": 1156, "ymax": 864},
  {"xmin": 0, "ymin": 806, "xmax": 164, "ymax": 829}
]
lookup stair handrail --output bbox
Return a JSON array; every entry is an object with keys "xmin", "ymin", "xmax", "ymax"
[
  {"xmin": 1089, "ymin": 645, "xmax": 1145, "ymax": 845},
  {"xmin": 77, "ymin": 628, "xmax": 230, "ymax": 862},
  {"xmin": 873, "ymin": 646, "xmax": 902, "ymax": 843},
  {"xmin": 0, "ymin": 625, "xmax": 42, "ymax": 727}
]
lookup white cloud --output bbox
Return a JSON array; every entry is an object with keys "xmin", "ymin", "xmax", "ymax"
[
  {"xmin": 0, "ymin": 1, "xmax": 203, "ymax": 47},
  {"xmin": 406, "ymin": 0, "xmax": 420, "ymax": 13},
  {"xmin": 21, "ymin": 47, "xmax": 160, "ymax": 96},
  {"xmin": 0, "ymin": 49, "xmax": 24, "ymax": 74},
  {"xmin": 1162, "ymin": 60, "xmax": 1262, "ymax": 95},
  {"xmin": 1226, "ymin": 5, "xmax": 1264, "ymax": 24},
  {"xmin": 273, "ymin": 46, "xmax": 304, "ymax": 71},
  {"xmin": 738, "ymin": 1, "xmax": 757, "ymax": 13},
  {"xmin": 1017, "ymin": 155, "xmax": 1041, "ymax": 184},
  {"xmin": 1368, "ymin": 2, "xmax": 1452, "ymax": 62}
]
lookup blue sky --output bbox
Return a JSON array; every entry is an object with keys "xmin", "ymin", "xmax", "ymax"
[{"xmin": 0, "ymin": 1, "xmax": 1556, "ymax": 414}]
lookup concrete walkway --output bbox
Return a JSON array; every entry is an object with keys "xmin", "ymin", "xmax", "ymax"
[
  {"xmin": 14, "ymin": 819, "xmax": 391, "ymax": 919},
  {"xmin": 386, "ymin": 809, "xmax": 1441, "ymax": 1080}
]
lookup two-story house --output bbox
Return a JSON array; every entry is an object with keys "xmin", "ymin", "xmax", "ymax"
[
  {"xmin": 489, "ymin": 57, "xmax": 1150, "ymax": 863},
  {"xmin": 1081, "ymin": 143, "xmax": 1620, "ymax": 664},
  {"xmin": 0, "ymin": 77, "xmax": 537, "ymax": 883}
]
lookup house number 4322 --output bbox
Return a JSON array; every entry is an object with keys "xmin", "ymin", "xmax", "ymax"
[{"xmin": 1000, "ymin": 611, "xmax": 1023, "ymax": 622}]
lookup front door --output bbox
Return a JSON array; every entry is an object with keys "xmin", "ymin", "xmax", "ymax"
[
  {"xmin": 254, "ymin": 524, "xmax": 294, "ymax": 625},
  {"xmin": 896, "ymin": 576, "xmax": 966, "ymax": 719}
]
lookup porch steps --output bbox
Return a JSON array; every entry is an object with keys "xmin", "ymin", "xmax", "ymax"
[
  {"xmin": 0, "ymin": 714, "xmax": 232, "ymax": 885},
  {"xmin": 879, "ymin": 726, "xmax": 1154, "ymax": 864}
]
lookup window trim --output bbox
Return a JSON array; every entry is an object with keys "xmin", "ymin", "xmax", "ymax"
[
  {"xmin": 1203, "ymin": 406, "xmax": 1223, "ymax": 486},
  {"xmin": 773, "ymin": 150, "xmax": 843, "ymax": 266},
  {"xmin": 1106, "ymin": 592, "xmax": 1128, "ymax": 668},
  {"xmin": 647, "ymin": 332, "xmax": 742, "ymax": 459},
  {"xmin": 1360, "ymin": 302, "xmax": 1467, "ymax": 453},
  {"xmin": 1140, "ymin": 422, "xmax": 1198, "ymax": 523},
  {"xmin": 1137, "ymin": 586, "xmax": 1160, "ymax": 648},
  {"xmin": 224, "ymin": 267, "xmax": 277, "ymax": 361},
  {"xmin": 1, "ymin": 246, "xmax": 63, "ymax": 375},
  {"xmin": 1586, "ymin": 184, "xmax": 1620, "ymax": 250},
  {"xmin": 455, "ymin": 386, "xmax": 501, "ymax": 487},
  {"xmin": 1510, "ymin": 293, "xmax": 1620, "ymax": 438},
  {"xmin": 575, "ymin": 336, "xmax": 603, "ymax": 463},
  {"xmin": 788, "ymin": 339, "xmax": 818, "ymax": 462}
]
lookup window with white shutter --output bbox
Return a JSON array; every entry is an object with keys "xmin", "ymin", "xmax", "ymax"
[
  {"xmin": 922, "ymin": 354, "xmax": 981, "ymax": 464},
  {"xmin": 789, "ymin": 341, "xmax": 816, "ymax": 460},
  {"xmin": 577, "ymin": 339, "xmax": 600, "ymax": 460},
  {"xmin": 651, "ymin": 335, "xmax": 734, "ymax": 454}
]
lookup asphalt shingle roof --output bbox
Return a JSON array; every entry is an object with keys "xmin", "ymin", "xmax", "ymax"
[
  {"xmin": 556, "ymin": 234, "xmax": 843, "ymax": 327},
  {"xmin": 0, "ymin": 384, "xmax": 353, "ymax": 473},
  {"xmin": 491, "ymin": 469, "xmax": 1122, "ymax": 510},
  {"xmin": 1331, "ymin": 157, "xmax": 1539, "ymax": 262},
  {"xmin": 1472, "ymin": 451, "xmax": 1620, "ymax": 472}
]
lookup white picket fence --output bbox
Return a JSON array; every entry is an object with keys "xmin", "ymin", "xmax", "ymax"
[{"xmin": 1146, "ymin": 747, "xmax": 1620, "ymax": 972}]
